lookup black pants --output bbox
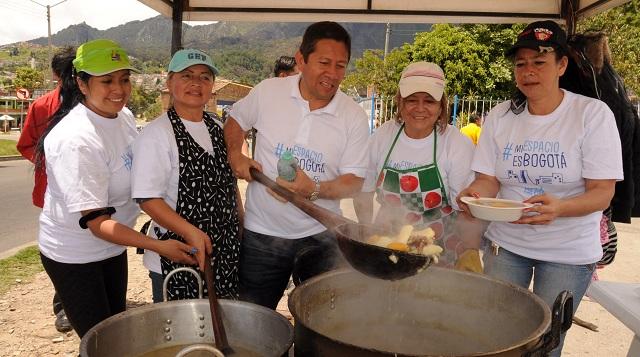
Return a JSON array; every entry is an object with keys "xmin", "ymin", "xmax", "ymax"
[
  {"xmin": 40, "ymin": 252, "xmax": 128, "ymax": 338},
  {"xmin": 52, "ymin": 292, "xmax": 63, "ymax": 314}
]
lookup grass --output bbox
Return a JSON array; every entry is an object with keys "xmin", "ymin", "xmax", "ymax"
[
  {"xmin": 0, "ymin": 246, "xmax": 43, "ymax": 295},
  {"xmin": 0, "ymin": 139, "xmax": 19, "ymax": 156}
]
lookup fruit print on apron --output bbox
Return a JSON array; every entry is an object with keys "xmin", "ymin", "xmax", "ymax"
[{"xmin": 375, "ymin": 124, "xmax": 461, "ymax": 267}]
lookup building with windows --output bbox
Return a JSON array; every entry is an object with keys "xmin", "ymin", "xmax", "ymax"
[{"xmin": 0, "ymin": 95, "xmax": 31, "ymax": 131}]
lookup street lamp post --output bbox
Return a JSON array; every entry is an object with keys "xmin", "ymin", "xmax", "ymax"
[
  {"xmin": 384, "ymin": 23, "xmax": 391, "ymax": 58},
  {"xmin": 28, "ymin": 0, "xmax": 69, "ymax": 89}
]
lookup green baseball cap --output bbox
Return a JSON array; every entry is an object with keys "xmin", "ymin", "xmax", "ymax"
[
  {"xmin": 168, "ymin": 49, "xmax": 219, "ymax": 75},
  {"xmin": 72, "ymin": 39, "xmax": 139, "ymax": 76}
]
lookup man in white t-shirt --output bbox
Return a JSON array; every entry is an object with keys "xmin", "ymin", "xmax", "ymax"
[{"xmin": 224, "ymin": 21, "xmax": 370, "ymax": 309}]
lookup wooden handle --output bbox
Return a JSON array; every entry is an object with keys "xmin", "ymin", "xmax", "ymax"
[
  {"xmin": 203, "ymin": 253, "xmax": 230, "ymax": 351},
  {"xmin": 249, "ymin": 167, "xmax": 353, "ymax": 230}
]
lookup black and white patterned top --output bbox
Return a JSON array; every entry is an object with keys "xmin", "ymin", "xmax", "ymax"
[{"xmin": 158, "ymin": 107, "xmax": 240, "ymax": 300}]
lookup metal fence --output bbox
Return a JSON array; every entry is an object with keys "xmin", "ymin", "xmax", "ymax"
[
  {"xmin": 359, "ymin": 95, "xmax": 640, "ymax": 133},
  {"xmin": 356, "ymin": 94, "xmax": 394, "ymax": 133},
  {"xmin": 357, "ymin": 94, "xmax": 507, "ymax": 133},
  {"xmin": 450, "ymin": 95, "xmax": 508, "ymax": 128}
]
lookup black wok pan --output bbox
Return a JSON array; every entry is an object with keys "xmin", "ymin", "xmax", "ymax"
[{"xmin": 249, "ymin": 168, "xmax": 431, "ymax": 280}]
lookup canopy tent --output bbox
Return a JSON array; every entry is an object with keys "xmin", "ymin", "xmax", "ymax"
[
  {"xmin": 0, "ymin": 114, "xmax": 15, "ymax": 132},
  {"xmin": 137, "ymin": 0, "xmax": 631, "ymax": 52}
]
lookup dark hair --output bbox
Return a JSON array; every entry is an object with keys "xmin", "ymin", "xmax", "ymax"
[
  {"xmin": 299, "ymin": 21, "xmax": 351, "ymax": 62},
  {"xmin": 34, "ymin": 67, "xmax": 90, "ymax": 170},
  {"xmin": 561, "ymin": 32, "xmax": 638, "ymax": 222},
  {"xmin": 469, "ymin": 112, "xmax": 482, "ymax": 124},
  {"xmin": 51, "ymin": 47, "xmax": 76, "ymax": 79},
  {"xmin": 273, "ymin": 55, "xmax": 297, "ymax": 77}
]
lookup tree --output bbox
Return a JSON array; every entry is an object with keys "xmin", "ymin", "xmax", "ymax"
[
  {"xmin": 128, "ymin": 84, "xmax": 160, "ymax": 119},
  {"xmin": 407, "ymin": 24, "xmax": 525, "ymax": 98},
  {"xmin": 12, "ymin": 67, "xmax": 44, "ymax": 92},
  {"xmin": 144, "ymin": 99, "xmax": 163, "ymax": 121},
  {"xmin": 578, "ymin": 0, "xmax": 640, "ymax": 95},
  {"xmin": 343, "ymin": 24, "xmax": 522, "ymax": 99},
  {"xmin": 341, "ymin": 49, "xmax": 407, "ymax": 97},
  {"xmin": 213, "ymin": 49, "xmax": 271, "ymax": 85},
  {"xmin": 462, "ymin": 24, "xmax": 525, "ymax": 96}
]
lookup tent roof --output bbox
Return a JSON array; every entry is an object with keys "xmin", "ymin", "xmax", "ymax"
[{"xmin": 137, "ymin": 0, "xmax": 629, "ymax": 24}]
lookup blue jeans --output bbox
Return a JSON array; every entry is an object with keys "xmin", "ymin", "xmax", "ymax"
[
  {"xmin": 149, "ymin": 271, "xmax": 164, "ymax": 303},
  {"xmin": 482, "ymin": 242, "xmax": 595, "ymax": 357},
  {"xmin": 238, "ymin": 229, "xmax": 343, "ymax": 310}
]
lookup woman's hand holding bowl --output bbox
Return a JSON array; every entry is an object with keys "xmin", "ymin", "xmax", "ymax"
[{"xmin": 513, "ymin": 193, "xmax": 561, "ymax": 225}]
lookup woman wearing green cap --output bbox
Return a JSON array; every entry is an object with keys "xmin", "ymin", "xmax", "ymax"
[
  {"xmin": 34, "ymin": 39, "xmax": 210, "ymax": 338},
  {"xmin": 457, "ymin": 21, "xmax": 623, "ymax": 356},
  {"xmin": 131, "ymin": 49, "xmax": 242, "ymax": 302}
]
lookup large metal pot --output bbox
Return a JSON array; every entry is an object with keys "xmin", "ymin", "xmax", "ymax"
[
  {"xmin": 80, "ymin": 299, "xmax": 293, "ymax": 357},
  {"xmin": 289, "ymin": 268, "xmax": 572, "ymax": 357}
]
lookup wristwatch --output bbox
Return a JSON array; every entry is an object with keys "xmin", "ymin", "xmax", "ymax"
[{"xmin": 309, "ymin": 181, "xmax": 321, "ymax": 201}]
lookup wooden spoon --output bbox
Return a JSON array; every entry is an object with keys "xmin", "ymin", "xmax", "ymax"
[{"xmin": 203, "ymin": 252, "xmax": 233, "ymax": 355}]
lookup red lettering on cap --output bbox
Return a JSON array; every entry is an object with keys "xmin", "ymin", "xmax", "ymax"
[{"xmin": 534, "ymin": 28, "xmax": 553, "ymax": 41}]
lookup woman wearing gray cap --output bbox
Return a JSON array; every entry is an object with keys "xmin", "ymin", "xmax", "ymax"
[
  {"xmin": 355, "ymin": 61, "xmax": 482, "ymax": 272},
  {"xmin": 131, "ymin": 49, "xmax": 242, "ymax": 302},
  {"xmin": 457, "ymin": 21, "xmax": 623, "ymax": 356}
]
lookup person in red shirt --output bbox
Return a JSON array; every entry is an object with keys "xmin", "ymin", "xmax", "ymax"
[
  {"xmin": 17, "ymin": 47, "xmax": 75, "ymax": 207},
  {"xmin": 16, "ymin": 47, "xmax": 76, "ymax": 333}
]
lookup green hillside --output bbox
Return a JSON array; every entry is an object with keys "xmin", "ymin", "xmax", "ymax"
[{"xmin": 1, "ymin": 17, "xmax": 429, "ymax": 86}]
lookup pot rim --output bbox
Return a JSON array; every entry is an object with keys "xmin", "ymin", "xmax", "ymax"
[
  {"xmin": 288, "ymin": 267, "xmax": 552, "ymax": 357},
  {"xmin": 80, "ymin": 299, "xmax": 294, "ymax": 355}
]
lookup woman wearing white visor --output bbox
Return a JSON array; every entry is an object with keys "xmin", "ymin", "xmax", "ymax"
[{"xmin": 355, "ymin": 61, "xmax": 483, "ymax": 271}]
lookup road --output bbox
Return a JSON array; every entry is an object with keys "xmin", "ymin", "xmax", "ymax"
[
  {"xmin": 0, "ymin": 159, "xmax": 40, "ymax": 258},
  {"xmin": 0, "ymin": 132, "xmax": 21, "ymax": 141}
]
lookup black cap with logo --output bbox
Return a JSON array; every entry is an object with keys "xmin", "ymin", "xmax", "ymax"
[{"xmin": 506, "ymin": 20, "xmax": 568, "ymax": 57}]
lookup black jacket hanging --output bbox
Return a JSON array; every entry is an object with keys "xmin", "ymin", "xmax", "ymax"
[{"xmin": 561, "ymin": 32, "xmax": 640, "ymax": 223}]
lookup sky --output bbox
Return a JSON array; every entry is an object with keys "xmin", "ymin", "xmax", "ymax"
[{"xmin": 0, "ymin": 0, "xmax": 163, "ymax": 46}]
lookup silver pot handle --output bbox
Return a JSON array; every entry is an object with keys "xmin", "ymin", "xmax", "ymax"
[
  {"xmin": 174, "ymin": 344, "xmax": 224, "ymax": 357},
  {"xmin": 163, "ymin": 267, "xmax": 203, "ymax": 302}
]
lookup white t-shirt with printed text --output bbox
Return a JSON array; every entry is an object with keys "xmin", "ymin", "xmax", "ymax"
[
  {"xmin": 230, "ymin": 74, "xmax": 370, "ymax": 238},
  {"xmin": 39, "ymin": 104, "xmax": 139, "ymax": 264},
  {"xmin": 472, "ymin": 90, "xmax": 623, "ymax": 265}
]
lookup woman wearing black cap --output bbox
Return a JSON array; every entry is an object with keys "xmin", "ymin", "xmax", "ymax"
[{"xmin": 457, "ymin": 21, "xmax": 623, "ymax": 356}]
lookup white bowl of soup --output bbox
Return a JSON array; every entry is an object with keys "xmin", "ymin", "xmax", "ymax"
[{"xmin": 461, "ymin": 197, "xmax": 533, "ymax": 222}]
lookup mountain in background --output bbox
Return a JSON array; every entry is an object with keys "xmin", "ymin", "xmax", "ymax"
[{"xmin": 11, "ymin": 16, "xmax": 430, "ymax": 85}]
